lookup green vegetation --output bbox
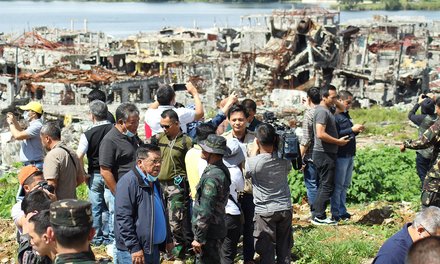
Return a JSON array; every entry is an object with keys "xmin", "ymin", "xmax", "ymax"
[
  {"xmin": 350, "ymin": 106, "xmax": 417, "ymax": 139},
  {"xmin": 288, "ymin": 145, "xmax": 419, "ymax": 204},
  {"xmin": 333, "ymin": 0, "xmax": 440, "ymax": 10},
  {"xmin": 293, "ymin": 223, "xmax": 401, "ymax": 264},
  {"xmin": 0, "ymin": 170, "xmax": 89, "ymax": 219},
  {"xmin": 0, "ymin": 171, "xmax": 20, "ymax": 219}
]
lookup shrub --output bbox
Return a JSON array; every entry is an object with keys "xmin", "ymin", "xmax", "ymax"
[
  {"xmin": 383, "ymin": 0, "xmax": 403, "ymax": 10},
  {"xmin": 0, "ymin": 171, "xmax": 19, "ymax": 219},
  {"xmin": 349, "ymin": 146, "xmax": 419, "ymax": 203},
  {"xmin": 288, "ymin": 145, "xmax": 420, "ymax": 205}
]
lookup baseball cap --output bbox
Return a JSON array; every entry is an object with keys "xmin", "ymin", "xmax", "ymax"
[
  {"xmin": 18, "ymin": 165, "xmax": 40, "ymax": 185},
  {"xmin": 19, "ymin": 101, "xmax": 43, "ymax": 114}
]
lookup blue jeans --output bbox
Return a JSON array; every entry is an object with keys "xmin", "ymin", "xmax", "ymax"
[
  {"xmin": 88, "ymin": 173, "xmax": 109, "ymax": 245},
  {"xmin": 104, "ymin": 188, "xmax": 115, "ymax": 243},
  {"xmin": 22, "ymin": 161, "xmax": 43, "ymax": 170},
  {"xmin": 116, "ymin": 246, "xmax": 160, "ymax": 264},
  {"xmin": 330, "ymin": 156, "xmax": 354, "ymax": 217},
  {"xmin": 416, "ymin": 152, "xmax": 432, "ymax": 189},
  {"xmin": 304, "ymin": 161, "xmax": 318, "ymax": 206}
]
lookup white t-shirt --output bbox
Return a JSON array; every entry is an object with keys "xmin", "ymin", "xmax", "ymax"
[
  {"xmin": 11, "ymin": 200, "xmax": 24, "ymax": 234},
  {"xmin": 145, "ymin": 106, "xmax": 196, "ymax": 136},
  {"xmin": 77, "ymin": 120, "xmax": 112, "ymax": 155},
  {"xmin": 225, "ymin": 165, "xmax": 244, "ymax": 215}
]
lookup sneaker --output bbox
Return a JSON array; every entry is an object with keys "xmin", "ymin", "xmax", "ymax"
[
  {"xmin": 340, "ymin": 213, "xmax": 352, "ymax": 221},
  {"xmin": 105, "ymin": 244, "xmax": 114, "ymax": 258},
  {"xmin": 311, "ymin": 217, "xmax": 338, "ymax": 226}
]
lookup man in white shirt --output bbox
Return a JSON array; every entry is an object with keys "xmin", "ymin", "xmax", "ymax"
[
  {"xmin": 221, "ymin": 138, "xmax": 245, "ymax": 264},
  {"xmin": 145, "ymin": 83, "xmax": 204, "ymax": 137}
]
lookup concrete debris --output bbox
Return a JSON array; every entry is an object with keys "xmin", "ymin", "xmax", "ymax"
[{"xmin": 0, "ymin": 8, "xmax": 439, "ymax": 164}]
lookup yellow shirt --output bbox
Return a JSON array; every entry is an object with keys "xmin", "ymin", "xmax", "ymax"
[{"xmin": 185, "ymin": 145, "xmax": 207, "ymax": 199}]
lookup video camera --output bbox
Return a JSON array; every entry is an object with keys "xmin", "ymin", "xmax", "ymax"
[
  {"xmin": 36, "ymin": 181, "xmax": 55, "ymax": 194},
  {"xmin": 263, "ymin": 112, "xmax": 302, "ymax": 170}
]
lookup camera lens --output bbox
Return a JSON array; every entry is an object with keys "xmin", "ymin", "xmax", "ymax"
[{"xmin": 44, "ymin": 185, "xmax": 55, "ymax": 194}]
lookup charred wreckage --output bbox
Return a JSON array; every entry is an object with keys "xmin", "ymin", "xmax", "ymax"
[{"xmin": 0, "ymin": 7, "xmax": 439, "ymax": 118}]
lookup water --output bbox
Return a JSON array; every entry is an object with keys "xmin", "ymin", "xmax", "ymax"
[{"xmin": 0, "ymin": 1, "xmax": 438, "ymax": 37}]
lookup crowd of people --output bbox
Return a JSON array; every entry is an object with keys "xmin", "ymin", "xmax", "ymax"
[{"xmin": 7, "ymin": 83, "xmax": 440, "ymax": 264}]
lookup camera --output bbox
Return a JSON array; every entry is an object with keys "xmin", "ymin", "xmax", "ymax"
[
  {"xmin": 172, "ymin": 84, "xmax": 187, "ymax": 91},
  {"xmin": 263, "ymin": 112, "xmax": 302, "ymax": 170},
  {"xmin": 36, "ymin": 181, "xmax": 55, "ymax": 194}
]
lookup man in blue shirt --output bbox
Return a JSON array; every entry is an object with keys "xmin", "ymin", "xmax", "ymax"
[
  {"xmin": 7, "ymin": 101, "xmax": 44, "ymax": 169},
  {"xmin": 115, "ymin": 144, "xmax": 174, "ymax": 264},
  {"xmin": 373, "ymin": 206, "xmax": 440, "ymax": 264}
]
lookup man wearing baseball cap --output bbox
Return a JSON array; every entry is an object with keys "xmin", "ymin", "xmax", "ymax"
[
  {"xmin": 191, "ymin": 134, "xmax": 231, "ymax": 263},
  {"xmin": 7, "ymin": 101, "xmax": 44, "ymax": 169},
  {"xmin": 11, "ymin": 165, "xmax": 45, "ymax": 234},
  {"xmin": 49, "ymin": 199, "xmax": 99, "ymax": 263}
]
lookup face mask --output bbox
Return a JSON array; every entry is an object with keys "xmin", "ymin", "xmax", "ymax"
[
  {"xmin": 147, "ymin": 173, "xmax": 157, "ymax": 182},
  {"xmin": 23, "ymin": 111, "xmax": 30, "ymax": 121},
  {"xmin": 123, "ymin": 124, "xmax": 135, "ymax": 138}
]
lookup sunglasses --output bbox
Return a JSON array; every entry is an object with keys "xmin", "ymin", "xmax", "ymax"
[
  {"xmin": 160, "ymin": 124, "xmax": 172, "ymax": 129},
  {"xmin": 144, "ymin": 159, "xmax": 162, "ymax": 165}
]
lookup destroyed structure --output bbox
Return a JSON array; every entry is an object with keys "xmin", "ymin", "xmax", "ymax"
[
  {"xmin": 0, "ymin": 8, "xmax": 439, "ymax": 119},
  {"xmin": 1, "ymin": 7, "xmax": 440, "ymax": 166},
  {"xmin": 334, "ymin": 15, "xmax": 433, "ymax": 105}
]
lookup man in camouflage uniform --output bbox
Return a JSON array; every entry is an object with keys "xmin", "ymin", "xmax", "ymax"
[
  {"xmin": 402, "ymin": 101, "xmax": 440, "ymax": 207},
  {"xmin": 49, "ymin": 199, "xmax": 104, "ymax": 264},
  {"xmin": 151, "ymin": 109, "xmax": 193, "ymax": 262},
  {"xmin": 192, "ymin": 134, "xmax": 231, "ymax": 264}
]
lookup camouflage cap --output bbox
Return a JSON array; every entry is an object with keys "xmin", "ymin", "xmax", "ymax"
[
  {"xmin": 50, "ymin": 199, "xmax": 92, "ymax": 227},
  {"xmin": 199, "ymin": 134, "xmax": 229, "ymax": 155}
]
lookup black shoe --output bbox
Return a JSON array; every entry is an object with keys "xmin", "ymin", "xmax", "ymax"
[
  {"xmin": 331, "ymin": 215, "xmax": 341, "ymax": 222},
  {"xmin": 340, "ymin": 213, "xmax": 352, "ymax": 221}
]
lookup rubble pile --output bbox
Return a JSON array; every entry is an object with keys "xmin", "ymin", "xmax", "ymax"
[
  {"xmin": 0, "ymin": 8, "xmax": 438, "ymax": 126},
  {"xmin": 19, "ymin": 66, "xmax": 126, "ymax": 86},
  {"xmin": 335, "ymin": 15, "xmax": 433, "ymax": 104}
]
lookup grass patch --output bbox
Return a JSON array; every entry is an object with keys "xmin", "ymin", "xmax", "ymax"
[
  {"xmin": 292, "ymin": 223, "xmax": 400, "ymax": 264},
  {"xmin": 349, "ymin": 106, "xmax": 417, "ymax": 138}
]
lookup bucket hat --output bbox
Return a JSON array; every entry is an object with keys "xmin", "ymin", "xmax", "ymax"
[{"xmin": 199, "ymin": 134, "xmax": 228, "ymax": 155}]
